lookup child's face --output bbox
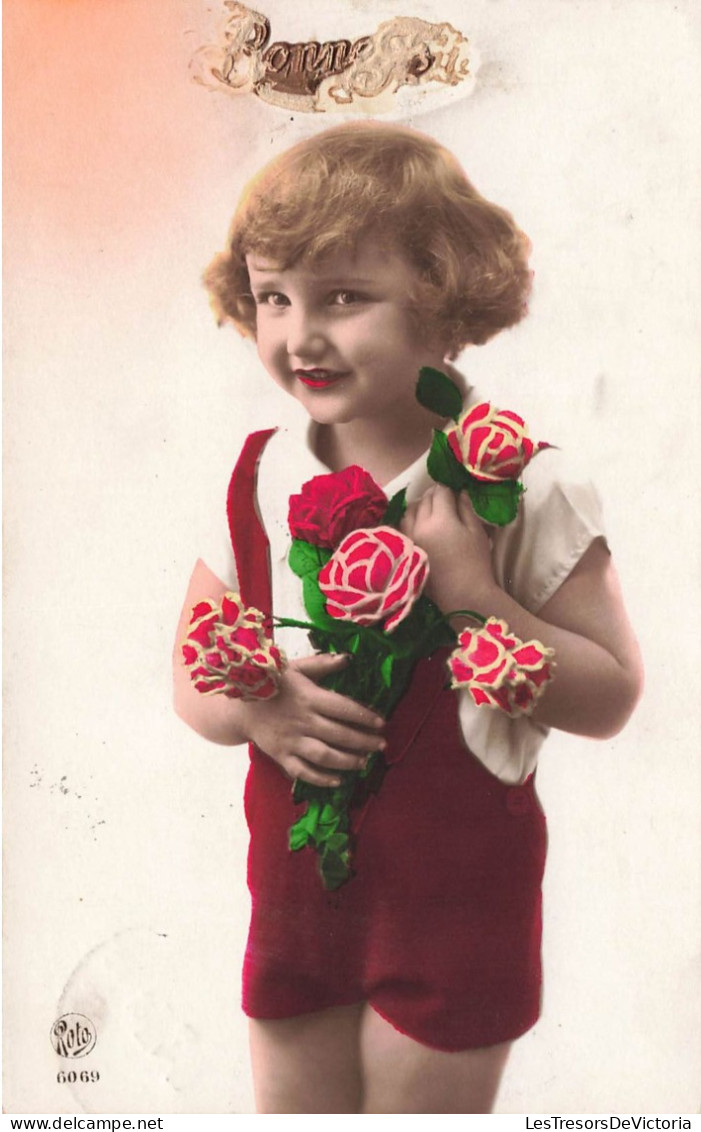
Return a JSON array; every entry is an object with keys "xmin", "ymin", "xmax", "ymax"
[{"xmin": 246, "ymin": 239, "xmax": 448, "ymax": 429}]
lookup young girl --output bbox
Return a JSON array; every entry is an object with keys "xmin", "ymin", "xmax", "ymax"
[{"xmin": 173, "ymin": 122, "xmax": 642, "ymax": 1114}]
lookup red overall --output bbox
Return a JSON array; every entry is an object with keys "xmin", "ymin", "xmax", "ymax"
[{"xmin": 228, "ymin": 430, "xmax": 547, "ymax": 1051}]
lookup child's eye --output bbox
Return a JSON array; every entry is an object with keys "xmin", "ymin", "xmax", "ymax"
[
  {"xmin": 255, "ymin": 291, "xmax": 290, "ymax": 308},
  {"xmin": 329, "ymin": 290, "xmax": 366, "ymax": 306}
]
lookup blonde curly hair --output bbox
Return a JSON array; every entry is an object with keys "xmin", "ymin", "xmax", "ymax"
[{"xmin": 204, "ymin": 122, "xmax": 531, "ymax": 354}]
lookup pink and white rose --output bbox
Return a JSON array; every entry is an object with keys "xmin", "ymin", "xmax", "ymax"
[
  {"xmin": 318, "ymin": 526, "xmax": 429, "ymax": 634},
  {"xmin": 446, "ymin": 401, "xmax": 550, "ymax": 483},
  {"xmin": 448, "ymin": 617, "xmax": 555, "ymax": 717},
  {"xmin": 182, "ymin": 592, "xmax": 286, "ymax": 700}
]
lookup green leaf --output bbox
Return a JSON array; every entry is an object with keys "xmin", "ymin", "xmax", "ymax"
[
  {"xmin": 358, "ymin": 751, "xmax": 378, "ymax": 779},
  {"xmin": 302, "ymin": 574, "xmax": 337, "ymax": 629},
  {"xmin": 426, "ymin": 430, "xmax": 470, "ymax": 492},
  {"xmin": 319, "ymin": 802, "xmax": 341, "ymax": 828},
  {"xmin": 326, "ymin": 832, "xmax": 349, "ymax": 852},
  {"xmin": 466, "ymin": 478, "xmax": 523, "ymax": 526},
  {"xmin": 320, "ymin": 846, "xmax": 351, "ymax": 890},
  {"xmin": 288, "ymin": 539, "xmax": 331, "ymax": 579},
  {"xmin": 308, "ymin": 627, "xmax": 338, "ymax": 654},
  {"xmin": 292, "ymin": 779, "xmax": 311, "ymax": 805},
  {"xmin": 289, "ymin": 821, "xmax": 310, "ymax": 852},
  {"xmin": 416, "ymin": 366, "xmax": 464, "ymax": 421},
  {"xmin": 292, "ymin": 779, "xmax": 330, "ymax": 806},
  {"xmin": 304, "ymin": 799, "xmax": 321, "ymax": 830},
  {"xmin": 383, "ymin": 488, "xmax": 407, "ymax": 529},
  {"xmin": 380, "ymin": 653, "xmax": 394, "ymax": 688},
  {"xmin": 289, "ymin": 800, "xmax": 322, "ymax": 850}
]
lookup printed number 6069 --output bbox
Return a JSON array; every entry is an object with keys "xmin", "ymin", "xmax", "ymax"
[{"xmin": 57, "ymin": 1069, "xmax": 100, "ymax": 1084}]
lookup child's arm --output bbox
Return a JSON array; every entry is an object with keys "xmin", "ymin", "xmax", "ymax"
[
  {"xmin": 173, "ymin": 558, "xmax": 386, "ymax": 786},
  {"xmin": 402, "ymin": 486, "xmax": 643, "ymax": 738}
]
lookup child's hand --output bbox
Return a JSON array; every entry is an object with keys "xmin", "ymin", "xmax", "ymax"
[
  {"xmin": 238, "ymin": 653, "xmax": 387, "ymax": 788},
  {"xmin": 401, "ymin": 485, "xmax": 496, "ymax": 612}
]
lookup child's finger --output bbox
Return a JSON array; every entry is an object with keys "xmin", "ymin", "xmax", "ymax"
[
  {"xmin": 457, "ymin": 490, "xmax": 494, "ymax": 545},
  {"xmin": 292, "ymin": 653, "xmax": 349, "ymax": 680},
  {"xmin": 457, "ymin": 489, "xmax": 483, "ymax": 527},
  {"xmin": 400, "ymin": 500, "xmax": 418, "ymax": 537},
  {"xmin": 309, "ymin": 712, "xmax": 386, "ymax": 754},
  {"xmin": 430, "ymin": 483, "xmax": 460, "ymax": 514},
  {"xmin": 298, "ymin": 735, "xmax": 375, "ymax": 770},
  {"xmin": 313, "ymin": 684, "xmax": 386, "ymax": 732},
  {"xmin": 402, "ymin": 492, "xmax": 433, "ymax": 537},
  {"xmin": 419, "ymin": 486, "xmax": 436, "ymax": 516},
  {"xmin": 282, "ymin": 755, "xmax": 346, "ymax": 789},
  {"xmin": 284, "ymin": 739, "xmax": 376, "ymax": 785},
  {"xmin": 292, "ymin": 657, "xmax": 385, "ymax": 730}
]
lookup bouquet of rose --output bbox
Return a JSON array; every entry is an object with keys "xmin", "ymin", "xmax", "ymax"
[
  {"xmin": 283, "ymin": 466, "xmax": 457, "ymax": 888},
  {"xmin": 181, "ymin": 367, "xmax": 555, "ymax": 890}
]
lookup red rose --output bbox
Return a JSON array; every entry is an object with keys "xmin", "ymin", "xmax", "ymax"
[
  {"xmin": 448, "ymin": 617, "xmax": 555, "ymax": 717},
  {"xmin": 446, "ymin": 402, "xmax": 550, "ymax": 483},
  {"xmin": 288, "ymin": 465, "xmax": 387, "ymax": 548},
  {"xmin": 182, "ymin": 592, "xmax": 287, "ymax": 700},
  {"xmin": 318, "ymin": 526, "xmax": 428, "ymax": 633}
]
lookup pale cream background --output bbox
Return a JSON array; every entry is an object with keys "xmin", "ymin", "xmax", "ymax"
[{"xmin": 4, "ymin": 0, "xmax": 700, "ymax": 1115}]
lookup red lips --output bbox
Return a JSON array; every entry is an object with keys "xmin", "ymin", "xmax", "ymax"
[{"xmin": 295, "ymin": 369, "xmax": 348, "ymax": 389}]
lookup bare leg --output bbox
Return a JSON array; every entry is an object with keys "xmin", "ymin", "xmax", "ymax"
[
  {"xmin": 248, "ymin": 1003, "xmax": 364, "ymax": 1113},
  {"xmin": 360, "ymin": 1005, "xmax": 511, "ymax": 1114}
]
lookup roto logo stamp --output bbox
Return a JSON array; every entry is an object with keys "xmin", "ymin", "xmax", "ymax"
[{"xmin": 50, "ymin": 1013, "xmax": 97, "ymax": 1058}]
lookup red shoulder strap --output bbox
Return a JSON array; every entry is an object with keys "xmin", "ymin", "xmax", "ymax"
[{"xmin": 226, "ymin": 428, "xmax": 277, "ymax": 621}]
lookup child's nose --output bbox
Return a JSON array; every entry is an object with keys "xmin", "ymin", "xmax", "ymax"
[{"xmin": 286, "ymin": 308, "xmax": 327, "ymax": 359}]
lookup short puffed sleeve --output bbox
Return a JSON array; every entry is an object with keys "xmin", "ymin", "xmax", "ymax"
[
  {"xmin": 191, "ymin": 457, "xmax": 239, "ymax": 589},
  {"xmin": 490, "ymin": 446, "xmax": 607, "ymax": 612}
]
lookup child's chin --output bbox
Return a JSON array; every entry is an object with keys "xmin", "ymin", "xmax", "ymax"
[
  {"xmin": 305, "ymin": 409, "xmax": 352, "ymax": 427},
  {"xmin": 296, "ymin": 391, "xmax": 355, "ymax": 426}
]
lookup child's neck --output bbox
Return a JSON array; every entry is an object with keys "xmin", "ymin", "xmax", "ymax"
[{"xmin": 313, "ymin": 409, "xmax": 444, "ymax": 488}]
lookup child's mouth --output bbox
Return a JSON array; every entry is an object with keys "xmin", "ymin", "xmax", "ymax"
[{"xmin": 295, "ymin": 369, "xmax": 348, "ymax": 389}]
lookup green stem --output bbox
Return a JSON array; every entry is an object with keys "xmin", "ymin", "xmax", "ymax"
[{"xmin": 442, "ymin": 608, "xmax": 486, "ymax": 625}]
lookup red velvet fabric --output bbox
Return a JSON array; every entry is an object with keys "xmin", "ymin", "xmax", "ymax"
[{"xmin": 228, "ymin": 432, "xmax": 547, "ymax": 1051}]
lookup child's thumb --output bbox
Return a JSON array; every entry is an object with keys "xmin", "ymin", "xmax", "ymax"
[{"xmin": 292, "ymin": 653, "xmax": 349, "ymax": 680}]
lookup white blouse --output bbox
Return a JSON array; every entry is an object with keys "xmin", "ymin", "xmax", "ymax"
[{"xmin": 206, "ymin": 393, "xmax": 606, "ymax": 785}]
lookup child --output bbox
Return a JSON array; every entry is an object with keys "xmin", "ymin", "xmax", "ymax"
[{"xmin": 173, "ymin": 122, "xmax": 642, "ymax": 1114}]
